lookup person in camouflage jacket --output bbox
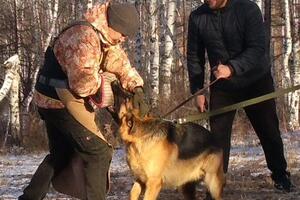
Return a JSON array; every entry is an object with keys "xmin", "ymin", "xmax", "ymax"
[{"xmin": 19, "ymin": 2, "xmax": 148, "ymax": 200}]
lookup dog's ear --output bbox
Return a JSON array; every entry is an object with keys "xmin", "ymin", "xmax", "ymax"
[
  {"xmin": 125, "ymin": 98, "xmax": 134, "ymax": 110},
  {"xmin": 112, "ymin": 81, "xmax": 134, "ymax": 118},
  {"xmin": 118, "ymin": 98, "xmax": 134, "ymax": 120}
]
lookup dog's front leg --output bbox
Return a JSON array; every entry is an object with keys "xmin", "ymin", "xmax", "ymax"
[
  {"xmin": 143, "ymin": 178, "xmax": 162, "ymax": 200},
  {"xmin": 130, "ymin": 180, "xmax": 143, "ymax": 200}
]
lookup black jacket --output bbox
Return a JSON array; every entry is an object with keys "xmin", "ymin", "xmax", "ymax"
[{"xmin": 187, "ymin": 0, "xmax": 270, "ymax": 93}]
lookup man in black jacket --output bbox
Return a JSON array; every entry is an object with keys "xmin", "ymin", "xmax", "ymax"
[{"xmin": 187, "ymin": 0, "xmax": 293, "ymax": 194}]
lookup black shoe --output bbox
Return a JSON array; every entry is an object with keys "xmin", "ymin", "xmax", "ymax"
[
  {"xmin": 271, "ymin": 171, "xmax": 294, "ymax": 192},
  {"xmin": 18, "ymin": 196, "xmax": 27, "ymax": 200}
]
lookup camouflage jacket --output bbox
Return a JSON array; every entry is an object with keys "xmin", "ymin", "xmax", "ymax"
[{"xmin": 34, "ymin": 2, "xmax": 143, "ymax": 109}]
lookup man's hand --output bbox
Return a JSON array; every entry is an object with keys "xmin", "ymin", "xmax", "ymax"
[
  {"xmin": 213, "ymin": 64, "xmax": 233, "ymax": 79},
  {"xmin": 196, "ymin": 95, "xmax": 206, "ymax": 112},
  {"xmin": 133, "ymin": 87, "xmax": 150, "ymax": 117}
]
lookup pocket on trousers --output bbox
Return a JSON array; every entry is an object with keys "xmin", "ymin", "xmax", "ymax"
[{"xmin": 76, "ymin": 134, "xmax": 104, "ymax": 154}]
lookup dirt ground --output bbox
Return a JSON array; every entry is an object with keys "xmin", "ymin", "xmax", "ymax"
[
  {"xmin": 0, "ymin": 131, "xmax": 299, "ymax": 200},
  {"xmin": 45, "ymin": 156, "xmax": 300, "ymax": 200},
  {"xmin": 107, "ymin": 169, "xmax": 300, "ymax": 200}
]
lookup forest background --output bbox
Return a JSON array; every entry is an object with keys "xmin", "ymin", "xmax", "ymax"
[{"xmin": 0, "ymin": 0, "xmax": 299, "ymax": 150}]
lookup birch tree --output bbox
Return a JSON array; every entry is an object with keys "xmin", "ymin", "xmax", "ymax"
[
  {"xmin": 134, "ymin": 0, "xmax": 144, "ymax": 70},
  {"xmin": 289, "ymin": 0, "xmax": 300, "ymax": 129},
  {"xmin": 254, "ymin": 0, "xmax": 263, "ymax": 11},
  {"xmin": 0, "ymin": 56, "xmax": 19, "ymax": 102},
  {"xmin": 160, "ymin": 0, "xmax": 177, "ymax": 100},
  {"xmin": 21, "ymin": 0, "xmax": 43, "ymax": 113},
  {"xmin": 2, "ymin": 110, "xmax": 11, "ymax": 149},
  {"xmin": 23, "ymin": 0, "xmax": 59, "ymax": 109},
  {"xmin": 87, "ymin": 0, "xmax": 93, "ymax": 9},
  {"xmin": 9, "ymin": 63, "xmax": 21, "ymax": 145},
  {"xmin": 77, "ymin": 0, "xmax": 93, "ymax": 17},
  {"xmin": 13, "ymin": 0, "xmax": 22, "ymax": 56},
  {"xmin": 75, "ymin": 0, "xmax": 84, "ymax": 19},
  {"xmin": 148, "ymin": 0, "xmax": 160, "ymax": 108},
  {"xmin": 282, "ymin": 0, "xmax": 294, "ymax": 130},
  {"xmin": 45, "ymin": 0, "xmax": 59, "ymax": 52},
  {"xmin": 282, "ymin": 0, "xmax": 292, "ymax": 89},
  {"xmin": 0, "ymin": 55, "xmax": 21, "ymax": 146}
]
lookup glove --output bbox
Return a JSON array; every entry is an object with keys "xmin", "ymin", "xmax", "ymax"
[{"xmin": 133, "ymin": 87, "xmax": 150, "ymax": 117}]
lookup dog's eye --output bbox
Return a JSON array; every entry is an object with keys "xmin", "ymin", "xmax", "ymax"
[{"xmin": 127, "ymin": 119, "xmax": 133, "ymax": 128}]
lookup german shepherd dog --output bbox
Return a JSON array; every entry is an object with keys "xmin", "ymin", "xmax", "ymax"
[{"xmin": 114, "ymin": 83, "xmax": 225, "ymax": 200}]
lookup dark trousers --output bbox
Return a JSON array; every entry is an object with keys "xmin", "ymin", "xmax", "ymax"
[
  {"xmin": 209, "ymin": 73, "xmax": 287, "ymax": 175},
  {"xmin": 19, "ymin": 108, "xmax": 112, "ymax": 200}
]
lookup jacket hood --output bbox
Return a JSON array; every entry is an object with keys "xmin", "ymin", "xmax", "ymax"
[{"xmin": 84, "ymin": 2, "xmax": 119, "ymax": 45}]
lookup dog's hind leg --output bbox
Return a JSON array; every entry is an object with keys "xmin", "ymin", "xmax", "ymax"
[
  {"xmin": 143, "ymin": 178, "xmax": 162, "ymax": 200},
  {"xmin": 130, "ymin": 180, "xmax": 144, "ymax": 200},
  {"xmin": 181, "ymin": 181, "xmax": 197, "ymax": 200},
  {"xmin": 204, "ymin": 172, "xmax": 224, "ymax": 200}
]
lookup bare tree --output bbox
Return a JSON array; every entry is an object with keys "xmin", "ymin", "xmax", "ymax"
[
  {"xmin": 134, "ymin": 0, "xmax": 144, "ymax": 70},
  {"xmin": 87, "ymin": 0, "xmax": 93, "ymax": 9},
  {"xmin": 148, "ymin": 0, "xmax": 160, "ymax": 108},
  {"xmin": 282, "ymin": 0, "xmax": 292, "ymax": 89},
  {"xmin": 0, "ymin": 55, "xmax": 21, "ymax": 146},
  {"xmin": 289, "ymin": 0, "xmax": 300, "ymax": 129},
  {"xmin": 160, "ymin": 0, "xmax": 177, "ymax": 99},
  {"xmin": 255, "ymin": 0, "xmax": 263, "ymax": 11}
]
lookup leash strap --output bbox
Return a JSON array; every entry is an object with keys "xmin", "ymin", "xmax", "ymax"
[
  {"xmin": 176, "ymin": 84, "xmax": 300, "ymax": 124},
  {"xmin": 163, "ymin": 79, "xmax": 219, "ymax": 118}
]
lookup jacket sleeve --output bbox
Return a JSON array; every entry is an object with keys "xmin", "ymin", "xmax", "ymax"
[
  {"xmin": 187, "ymin": 11, "xmax": 206, "ymax": 94},
  {"xmin": 54, "ymin": 25, "xmax": 102, "ymax": 97},
  {"xmin": 228, "ymin": 3, "xmax": 266, "ymax": 76},
  {"xmin": 102, "ymin": 44, "xmax": 144, "ymax": 92}
]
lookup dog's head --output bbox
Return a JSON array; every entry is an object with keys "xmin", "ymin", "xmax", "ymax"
[
  {"xmin": 111, "ymin": 80, "xmax": 148, "ymax": 121},
  {"xmin": 117, "ymin": 99, "xmax": 143, "ymax": 143},
  {"xmin": 109, "ymin": 81, "xmax": 133, "ymax": 123}
]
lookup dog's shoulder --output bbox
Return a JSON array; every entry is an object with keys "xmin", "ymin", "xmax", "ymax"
[{"xmin": 166, "ymin": 122, "xmax": 220, "ymax": 159}]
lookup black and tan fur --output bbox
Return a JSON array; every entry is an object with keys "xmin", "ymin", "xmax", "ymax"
[{"xmin": 118, "ymin": 100, "xmax": 225, "ymax": 200}]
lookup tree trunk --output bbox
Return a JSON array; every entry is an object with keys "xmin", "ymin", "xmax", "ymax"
[
  {"xmin": 289, "ymin": 0, "xmax": 300, "ymax": 130},
  {"xmin": 0, "ymin": 55, "xmax": 21, "ymax": 146},
  {"xmin": 0, "ymin": 70, "xmax": 15, "ymax": 102},
  {"xmin": 87, "ymin": 0, "xmax": 93, "ymax": 9},
  {"xmin": 75, "ymin": 0, "xmax": 84, "ymax": 19},
  {"xmin": 283, "ymin": 0, "xmax": 292, "ymax": 88},
  {"xmin": 13, "ymin": 0, "xmax": 21, "ymax": 55},
  {"xmin": 282, "ymin": 0, "xmax": 294, "ymax": 130},
  {"xmin": 2, "ymin": 109, "xmax": 11, "ymax": 149},
  {"xmin": 44, "ymin": 0, "xmax": 59, "ymax": 52},
  {"xmin": 148, "ymin": 0, "xmax": 160, "ymax": 108},
  {"xmin": 160, "ymin": 0, "xmax": 176, "ymax": 100},
  {"xmin": 25, "ymin": 0, "xmax": 59, "ymax": 104},
  {"xmin": 9, "ymin": 72, "xmax": 21, "ymax": 145},
  {"xmin": 22, "ymin": 0, "xmax": 43, "ymax": 113},
  {"xmin": 0, "ymin": 55, "xmax": 19, "ymax": 102},
  {"xmin": 271, "ymin": 0, "xmax": 286, "ymax": 129},
  {"xmin": 255, "ymin": 0, "xmax": 263, "ymax": 11},
  {"xmin": 134, "ymin": 0, "xmax": 143, "ymax": 70}
]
